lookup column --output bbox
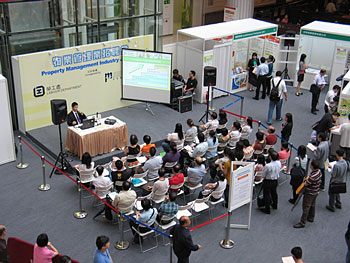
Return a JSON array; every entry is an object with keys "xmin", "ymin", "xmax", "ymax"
[{"xmin": 226, "ymin": 0, "xmax": 254, "ymax": 20}]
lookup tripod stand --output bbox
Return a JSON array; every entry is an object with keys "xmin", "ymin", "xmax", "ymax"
[
  {"xmin": 199, "ymin": 85, "xmax": 212, "ymax": 123},
  {"xmin": 281, "ymin": 45, "xmax": 291, "ymax": 81}
]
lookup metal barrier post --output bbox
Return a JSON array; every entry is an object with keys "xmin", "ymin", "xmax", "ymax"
[
  {"xmin": 220, "ymin": 211, "xmax": 234, "ymax": 249},
  {"xmin": 258, "ymin": 121, "xmax": 261, "ymax": 131},
  {"xmin": 240, "ymin": 97, "xmax": 244, "ymax": 120},
  {"xmin": 115, "ymin": 214, "xmax": 130, "ymax": 250},
  {"xmin": 209, "ymin": 85, "xmax": 215, "ymax": 111},
  {"xmin": 38, "ymin": 156, "xmax": 50, "ymax": 191},
  {"xmin": 16, "ymin": 136, "xmax": 29, "ymax": 169},
  {"xmin": 169, "ymin": 235, "xmax": 173, "ymax": 263},
  {"xmin": 74, "ymin": 181, "xmax": 87, "ymax": 219},
  {"xmin": 286, "ymin": 143, "xmax": 293, "ymax": 174}
]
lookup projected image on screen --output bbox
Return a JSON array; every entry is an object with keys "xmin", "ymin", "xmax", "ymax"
[{"xmin": 122, "ymin": 49, "xmax": 172, "ymax": 104}]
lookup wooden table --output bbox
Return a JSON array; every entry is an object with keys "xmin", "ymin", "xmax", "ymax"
[{"xmin": 65, "ymin": 116, "xmax": 128, "ymax": 159}]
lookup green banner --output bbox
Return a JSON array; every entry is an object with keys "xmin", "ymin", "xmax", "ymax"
[
  {"xmin": 300, "ymin": 29, "xmax": 350, "ymax": 42},
  {"xmin": 233, "ymin": 27, "xmax": 277, "ymax": 40}
]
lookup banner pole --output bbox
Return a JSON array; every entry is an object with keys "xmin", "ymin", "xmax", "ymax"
[
  {"xmin": 115, "ymin": 215, "xmax": 130, "ymax": 250},
  {"xmin": 73, "ymin": 181, "xmax": 87, "ymax": 219},
  {"xmin": 16, "ymin": 136, "xmax": 29, "ymax": 169},
  {"xmin": 286, "ymin": 143, "xmax": 293, "ymax": 174},
  {"xmin": 38, "ymin": 156, "xmax": 50, "ymax": 191},
  {"xmin": 258, "ymin": 121, "xmax": 261, "ymax": 131},
  {"xmin": 220, "ymin": 211, "xmax": 234, "ymax": 249}
]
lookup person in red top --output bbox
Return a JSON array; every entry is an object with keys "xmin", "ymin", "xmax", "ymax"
[
  {"xmin": 262, "ymin": 126, "xmax": 277, "ymax": 146},
  {"xmin": 278, "ymin": 141, "xmax": 290, "ymax": 160},
  {"xmin": 141, "ymin": 135, "xmax": 156, "ymax": 158},
  {"xmin": 169, "ymin": 165, "xmax": 184, "ymax": 192}
]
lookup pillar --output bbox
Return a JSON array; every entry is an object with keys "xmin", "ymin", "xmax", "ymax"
[{"xmin": 226, "ymin": 0, "xmax": 254, "ymax": 20}]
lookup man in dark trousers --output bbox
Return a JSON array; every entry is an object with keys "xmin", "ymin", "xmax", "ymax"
[
  {"xmin": 67, "ymin": 101, "xmax": 86, "ymax": 126},
  {"xmin": 170, "ymin": 216, "xmax": 201, "ymax": 263}
]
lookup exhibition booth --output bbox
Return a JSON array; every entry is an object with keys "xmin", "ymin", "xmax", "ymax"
[{"xmin": 176, "ymin": 18, "xmax": 279, "ymax": 103}]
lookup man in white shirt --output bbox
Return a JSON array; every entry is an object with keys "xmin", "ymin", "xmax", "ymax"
[
  {"xmin": 340, "ymin": 114, "xmax": 350, "ymax": 161},
  {"xmin": 254, "ymin": 57, "xmax": 269, "ymax": 100},
  {"xmin": 92, "ymin": 166, "xmax": 112, "ymax": 188},
  {"xmin": 267, "ymin": 71, "xmax": 288, "ymax": 125},
  {"xmin": 311, "ymin": 69, "xmax": 326, "ymax": 115},
  {"xmin": 143, "ymin": 147, "xmax": 163, "ymax": 180},
  {"xmin": 146, "ymin": 168, "xmax": 169, "ymax": 200},
  {"xmin": 200, "ymin": 112, "xmax": 219, "ymax": 138},
  {"xmin": 324, "ymin": 85, "xmax": 340, "ymax": 113}
]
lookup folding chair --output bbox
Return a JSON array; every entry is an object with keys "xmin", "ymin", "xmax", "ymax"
[
  {"xmin": 154, "ymin": 215, "xmax": 177, "ymax": 245},
  {"xmin": 131, "ymin": 223, "xmax": 158, "ymax": 253},
  {"xmin": 208, "ymin": 190, "xmax": 225, "ymax": 219},
  {"xmin": 191, "ymin": 195, "xmax": 211, "ymax": 225},
  {"xmin": 176, "ymin": 202, "xmax": 194, "ymax": 220},
  {"xmin": 184, "ymin": 178, "xmax": 202, "ymax": 198},
  {"xmin": 93, "ymin": 182, "xmax": 114, "ymax": 207},
  {"xmin": 78, "ymin": 168, "xmax": 96, "ymax": 198},
  {"xmin": 169, "ymin": 182, "xmax": 186, "ymax": 202}
]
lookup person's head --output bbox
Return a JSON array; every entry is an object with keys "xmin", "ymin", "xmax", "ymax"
[
  {"xmin": 332, "ymin": 112, "xmax": 340, "ymax": 122},
  {"xmin": 197, "ymin": 131, "xmax": 205, "ymax": 143},
  {"xmin": 297, "ymin": 145, "xmax": 306, "ymax": 159},
  {"xmin": 115, "ymin": 160, "xmax": 123, "ymax": 170},
  {"xmin": 210, "ymin": 112, "xmax": 217, "ymax": 120},
  {"xmin": 81, "ymin": 152, "xmax": 92, "ymax": 168},
  {"xmin": 320, "ymin": 69, "xmax": 326, "ymax": 76},
  {"xmin": 221, "ymin": 128, "xmax": 228, "ymax": 136},
  {"xmin": 235, "ymin": 141, "xmax": 244, "ymax": 151},
  {"xmin": 300, "ymin": 54, "xmax": 306, "ymax": 62},
  {"xmin": 209, "ymin": 129, "xmax": 216, "ymax": 139},
  {"xmin": 256, "ymin": 131, "xmax": 264, "ymax": 141},
  {"xmin": 291, "ymin": 247, "xmax": 303, "ymax": 260},
  {"xmin": 195, "ymin": 157, "xmax": 203, "ymax": 166},
  {"xmin": 285, "ymin": 113, "xmax": 293, "ymax": 123},
  {"xmin": 96, "ymin": 235, "xmax": 110, "ymax": 250},
  {"xmin": 175, "ymin": 123, "xmax": 184, "ymax": 140},
  {"xmin": 71, "ymin": 102, "xmax": 78, "ymax": 111},
  {"xmin": 187, "ymin": 119, "xmax": 194, "ymax": 127},
  {"xmin": 317, "ymin": 132, "xmax": 327, "ymax": 142},
  {"xmin": 233, "ymin": 121, "xmax": 241, "ymax": 132},
  {"xmin": 260, "ymin": 57, "xmax": 266, "ymax": 63},
  {"xmin": 36, "ymin": 233, "xmax": 49, "ymax": 247},
  {"xmin": 179, "ymin": 216, "xmax": 191, "ymax": 228},
  {"xmin": 242, "ymin": 139, "xmax": 250, "ymax": 147},
  {"xmin": 336, "ymin": 148, "xmax": 345, "ymax": 159},
  {"xmin": 216, "ymin": 170, "xmax": 225, "ymax": 181},
  {"xmin": 169, "ymin": 191, "xmax": 177, "ymax": 202},
  {"xmin": 333, "ymin": 85, "xmax": 341, "ymax": 92},
  {"xmin": 0, "ymin": 226, "xmax": 6, "ymax": 239},
  {"xmin": 246, "ymin": 116, "xmax": 253, "ymax": 128},
  {"xmin": 169, "ymin": 142, "xmax": 177, "ymax": 153},
  {"xmin": 96, "ymin": 166, "xmax": 104, "ymax": 176},
  {"xmin": 149, "ymin": 147, "xmax": 156, "ymax": 157},
  {"xmin": 60, "ymin": 256, "xmax": 72, "ymax": 263},
  {"xmin": 122, "ymin": 181, "xmax": 131, "ymax": 191},
  {"xmin": 141, "ymin": 198, "xmax": 152, "ymax": 211},
  {"xmin": 173, "ymin": 69, "xmax": 179, "ymax": 77},
  {"xmin": 281, "ymin": 141, "xmax": 289, "ymax": 151},
  {"xmin": 252, "ymin": 52, "xmax": 257, "ymax": 59},
  {"xmin": 219, "ymin": 110, "xmax": 227, "ymax": 122},
  {"xmin": 333, "ymin": 96, "xmax": 339, "ymax": 104},
  {"xmin": 257, "ymin": 154, "xmax": 266, "ymax": 165},
  {"xmin": 276, "ymin": 71, "xmax": 282, "ymax": 77},
  {"xmin": 268, "ymin": 55, "xmax": 275, "ymax": 63},
  {"xmin": 268, "ymin": 126, "xmax": 275, "ymax": 134},
  {"xmin": 143, "ymin": 135, "xmax": 151, "ymax": 144},
  {"xmin": 158, "ymin": 167, "xmax": 166, "ymax": 178},
  {"xmin": 310, "ymin": 159, "xmax": 320, "ymax": 170},
  {"xmin": 269, "ymin": 150, "xmax": 279, "ymax": 161},
  {"xmin": 130, "ymin": 134, "xmax": 138, "ymax": 146},
  {"xmin": 190, "ymin": 70, "xmax": 196, "ymax": 78},
  {"xmin": 173, "ymin": 164, "xmax": 181, "ymax": 174}
]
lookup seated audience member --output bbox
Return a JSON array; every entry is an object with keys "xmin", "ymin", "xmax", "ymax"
[
  {"xmin": 242, "ymin": 139, "xmax": 254, "ymax": 161},
  {"xmin": 180, "ymin": 132, "xmax": 208, "ymax": 168},
  {"xmin": 129, "ymin": 199, "xmax": 158, "ymax": 243},
  {"xmin": 94, "ymin": 236, "xmax": 113, "ymax": 263},
  {"xmin": 291, "ymin": 246, "xmax": 304, "ymax": 263},
  {"xmin": 254, "ymin": 154, "xmax": 266, "ymax": 182},
  {"xmin": 0, "ymin": 225, "xmax": 9, "ymax": 263},
  {"xmin": 143, "ymin": 147, "xmax": 163, "ymax": 180},
  {"xmin": 261, "ymin": 126, "xmax": 277, "ymax": 146},
  {"xmin": 198, "ymin": 170, "xmax": 227, "ymax": 201},
  {"xmin": 163, "ymin": 142, "xmax": 180, "ymax": 170},
  {"xmin": 184, "ymin": 119, "xmax": 198, "ymax": 146},
  {"xmin": 141, "ymin": 135, "xmax": 156, "ymax": 157},
  {"xmin": 216, "ymin": 110, "xmax": 228, "ymax": 134},
  {"xmin": 101, "ymin": 181, "xmax": 137, "ymax": 221},
  {"xmin": 124, "ymin": 134, "xmax": 141, "ymax": 167},
  {"xmin": 111, "ymin": 160, "xmax": 131, "ymax": 191},
  {"xmin": 75, "ymin": 152, "xmax": 95, "ymax": 185},
  {"xmin": 200, "ymin": 112, "xmax": 219, "ymax": 137},
  {"xmin": 162, "ymin": 123, "xmax": 185, "ymax": 152},
  {"xmin": 92, "ymin": 166, "xmax": 112, "ymax": 189},
  {"xmin": 60, "ymin": 255, "xmax": 72, "ymax": 263},
  {"xmin": 232, "ymin": 141, "xmax": 244, "ymax": 161},
  {"xmin": 169, "ymin": 165, "xmax": 185, "ymax": 191},
  {"xmin": 33, "ymin": 233, "xmax": 59, "ymax": 263},
  {"xmin": 278, "ymin": 141, "xmax": 290, "ymax": 160},
  {"xmin": 206, "ymin": 130, "xmax": 219, "ymax": 159},
  {"xmin": 145, "ymin": 168, "xmax": 169, "ymax": 200},
  {"xmin": 228, "ymin": 121, "xmax": 242, "ymax": 148},
  {"xmin": 217, "ymin": 128, "xmax": 230, "ymax": 153},
  {"xmin": 156, "ymin": 192, "xmax": 179, "ymax": 224},
  {"xmin": 241, "ymin": 116, "xmax": 253, "ymax": 140},
  {"xmin": 217, "ymin": 147, "xmax": 231, "ymax": 171},
  {"xmin": 185, "ymin": 157, "xmax": 206, "ymax": 187},
  {"xmin": 252, "ymin": 131, "xmax": 266, "ymax": 154}
]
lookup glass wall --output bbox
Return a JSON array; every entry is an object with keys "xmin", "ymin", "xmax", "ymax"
[{"xmin": 0, "ymin": 0, "xmax": 163, "ymax": 129}]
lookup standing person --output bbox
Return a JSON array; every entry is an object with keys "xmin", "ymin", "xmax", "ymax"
[
  {"xmin": 281, "ymin": 113, "xmax": 293, "ymax": 142},
  {"xmin": 346, "ymin": 221, "xmax": 350, "ymax": 263},
  {"xmin": 247, "ymin": 53, "xmax": 260, "ymax": 92},
  {"xmin": 326, "ymin": 148, "xmax": 348, "ymax": 212},
  {"xmin": 260, "ymin": 150, "xmax": 281, "ymax": 214},
  {"xmin": 67, "ymin": 101, "xmax": 87, "ymax": 126},
  {"xmin": 0, "ymin": 226, "xmax": 9, "ymax": 263},
  {"xmin": 324, "ymin": 85, "xmax": 340, "ymax": 113},
  {"xmin": 291, "ymin": 247, "xmax": 304, "ymax": 263},
  {"xmin": 296, "ymin": 54, "xmax": 307, "ymax": 96},
  {"xmin": 293, "ymin": 159, "xmax": 322, "ymax": 228},
  {"xmin": 266, "ymin": 55, "xmax": 275, "ymax": 95},
  {"xmin": 170, "ymin": 216, "xmax": 201, "ymax": 263},
  {"xmin": 340, "ymin": 114, "xmax": 350, "ymax": 161},
  {"xmin": 266, "ymin": 71, "xmax": 288, "ymax": 125},
  {"xmin": 311, "ymin": 69, "xmax": 327, "ymax": 115},
  {"xmin": 289, "ymin": 145, "xmax": 308, "ymax": 204},
  {"xmin": 184, "ymin": 70, "xmax": 197, "ymax": 95},
  {"xmin": 314, "ymin": 111, "xmax": 340, "ymax": 137},
  {"xmin": 33, "ymin": 233, "xmax": 59, "ymax": 263},
  {"xmin": 313, "ymin": 132, "xmax": 329, "ymax": 191},
  {"xmin": 253, "ymin": 57, "xmax": 269, "ymax": 100},
  {"xmin": 93, "ymin": 236, "xmax": 113, "ymax": 263}
]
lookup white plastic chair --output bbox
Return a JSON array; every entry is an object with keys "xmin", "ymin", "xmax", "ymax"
[
  {"xmin": 176, "ymin": 202, "xmax": 193, "ymax": 220},
  {"xmin": 169, "ymin": 182, "xmax": 185, "ymax": 202},
  {"xmin": 93, "ymin": 182, "xmax": 113, "ymax": 207},
  {"xmin": 191, "ymin": 195, "xmax": 211, "ymax": 225},
  {"xmin": 132, "ymin": 171, "xmax": 148, "ymax": 188},
  {"xmin": 155, "ymin": 215, "xmax": 177, "ymax": 245},
  {"xmin": 208, "ymin": 189, "xmax": 225, "ymax": 218},
  {"xmin": 131, "ymin": 221, "xmax": 158, "ymax": 253}
]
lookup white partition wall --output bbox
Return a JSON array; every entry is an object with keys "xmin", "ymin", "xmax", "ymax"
[{"xmin": 0, "ymin": 75, "xmax": 16, "ymax": 165}]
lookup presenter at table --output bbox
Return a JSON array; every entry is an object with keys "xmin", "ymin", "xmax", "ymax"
[{"xmin": 67, "ymin": 101, "xmax": 87, "ymax": 126}]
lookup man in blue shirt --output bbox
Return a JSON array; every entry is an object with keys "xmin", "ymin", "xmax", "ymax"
[
  {"xmin": 94, "ymin": 236, "xmax": 113, "ymax": 263},
  {"xmin": 185, "ymin": 157, "xmax": 206, "ymax": 187},
  {"xmin": 253, "ymin": 57, "xmax": 269, "ymax": 100}
]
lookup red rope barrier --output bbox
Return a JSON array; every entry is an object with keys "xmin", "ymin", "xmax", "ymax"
[
  {"xmin": 189, "ymin": 213, "xmax": 229, "ymax": 231},
  {"xmin": 221, "ymin": 109, "xmax": 260, "ymax": 124},
  {"xmin": 20, "ymin": 138, "xmax": 42, "ymax": 158}
]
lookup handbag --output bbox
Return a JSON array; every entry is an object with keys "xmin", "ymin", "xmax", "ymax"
[
  {"xmin": 290, "ymin": 157, "xmax": 306, "ymax": 186},
  {"xmin": 256, "ymin": 181, "xmax": 265, "ymax": 208}
]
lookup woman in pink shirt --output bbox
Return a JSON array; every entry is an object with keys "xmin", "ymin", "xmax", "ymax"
[
  {"xmin": 33, "ymin": 233, "xmax": 58, "ymax": 263},
  {"xmin": 278, "ymin": 141, "xmax": 290, "ymax": 160}
]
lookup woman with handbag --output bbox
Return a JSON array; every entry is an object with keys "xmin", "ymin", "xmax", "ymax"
[
  {"xmin": 247, "ymin": 53, "xmax": 260, "ymax": 92},
  {"xmin": 289, "ymin": 145, "xmax": 307, "ymax": 204}
]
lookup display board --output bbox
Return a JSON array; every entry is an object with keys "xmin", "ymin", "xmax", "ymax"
[
  {"xmin": 248, "ymin": 36, "xmax": 265, "ymax": 59},
  {"xmin": 122, "ymin": 49, "xmax": 172, "ymax": 104},
  {"xmin": 12, "ymin": 35, "xmax": 154, "ymax": 132},
  {"xmin": 263, "ymin": 35, "xmax": 280, "ymax": 59},
  {"xmin": 228, "ymin": 162, "xmax": 254, "ymax": 212}
]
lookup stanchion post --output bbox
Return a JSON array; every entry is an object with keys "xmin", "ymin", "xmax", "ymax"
[
  {"xmin": 286, "ymin": 143, "xmax": 293, "ymax": 174},
  {"xmin": 115, "ymin": 214, "xmax": 130, "ymax": 250},
  {"xmin": 220, "ymin": 211, "xmax": 234, "ymax": 249},
  {"xmin": 38, "ymin": 156, "xmax": 50, "ymax": 191},
  {"xmin": 240, "ymin": 97, "xmax": 244, "ymax": 120},
  {"xmin": 16, "ymin": 136, "xmax": 29, "ymax": 169},
  {"xmin": 209, "ymin": 85, "xmax": 215, "ymax": 111},
  {"xmin": 258, "ymin": 121, "xmax": 261, "ymax": 131},
  {"xmin": 73, "ymin": 180, "xmax": 87, "ymax": 219},
  {"xmin": 169, "ymin": 235, "xmax": 173, "ymax": 263}
]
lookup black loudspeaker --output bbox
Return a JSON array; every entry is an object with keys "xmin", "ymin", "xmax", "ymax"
[
  {"xmin": 50, "ymin": 99, "xmax": 67, "ymax": 125},
  {"xmin": 284, "ymin": 30, "xmax": 296, "ymax": 47},
  {"xmin": 178, "ymin": 96, "xmax": 192, "ymax": 113},
  {"xmin": 204, "ymin": 66, "xmax": 217, "ymax": 86}
]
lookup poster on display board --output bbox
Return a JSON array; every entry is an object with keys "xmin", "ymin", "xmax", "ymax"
[
  {"xmin": 223, "ymin": 6, "xmax": 237, "ymax": 22},
  {"xmin": 12, "ymin": 35, "xmax": 154, "ymax": 132},
  {"xmin": 203, "ymin": 50, "xmax": 214, "ymax": 67},
  {"xmin": 339, "ymin": 96, "xmax": 350, "ymax": 118},
  {"xmin": 263, "ymin": 35, "xmax": 280, "ymax": 60}
]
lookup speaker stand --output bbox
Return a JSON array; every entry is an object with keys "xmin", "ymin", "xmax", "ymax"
[
  {"xmin": 198, "ymin": 85, "xmax": 211, "ymax": 124},
  {"xmin": 281, "ymin": 46, "xmax": 291, "ymax": 81}
]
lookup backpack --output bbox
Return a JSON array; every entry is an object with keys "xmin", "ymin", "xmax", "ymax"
[{"xmin": 270, "ymin": 78, "xmax": 282, "ymax": 102}]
